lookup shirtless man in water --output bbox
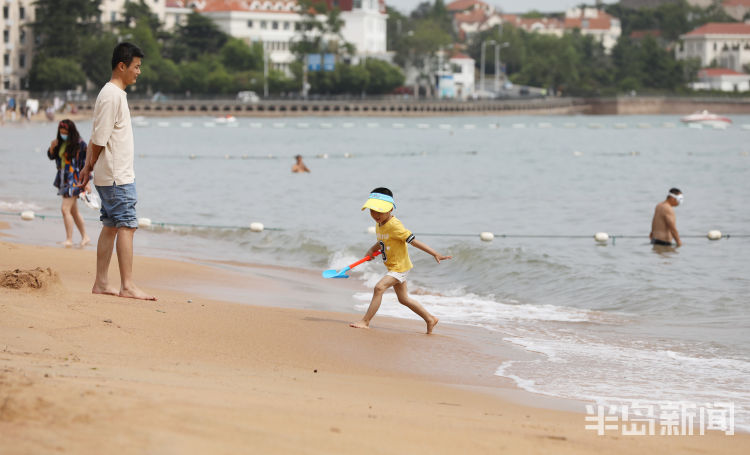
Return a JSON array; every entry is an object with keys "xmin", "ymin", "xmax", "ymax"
[
  {"xmin": 291, "ymin": 155, "xmax": 310, "ymax": 173},
  {"xmin": 650, "ymin": 188, "xmax": 683, "ymax": 247}
]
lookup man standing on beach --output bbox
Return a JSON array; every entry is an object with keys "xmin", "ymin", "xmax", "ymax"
[
  {"xmin": 650, "ymin": 188, "xmax": 683, "ymax": 247},
  {"xmin": 79, "ymin": 42, "xmax": 156, "ymax": 301}
]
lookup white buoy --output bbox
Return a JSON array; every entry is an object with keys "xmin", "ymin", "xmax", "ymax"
[
  {"xmin": 138, "ymin": 218, "xmax": 152, "ymax": 228},
  {"xmin": 367, "ymin": 226, "xmax": 376, "ymax": 234},
  {"xmin": 512, "ymin": 123, "xmax": 526, "ymax": 129},
  {"xmin": 342, "ymin": 122, "xmax": 355, "ymax": 128},
  {"xmin": 344, "ymin": 152, "xmax": 352, "ymax": 158},
  {"xmin": 296, "ymin": 123, "xmax": 310, "ymax": 129},
  {"xmin": 573, "ymin": 151, "xmax": 584, "ymax": 157},
  {"xmin": 181, "ymin": 122, "xmax": 193, "ymax": 128},
  {"xmin": 594, "ymin": 232, "xmax": 609, "ymax": 243},
  {"xmin": 320, "ymin": 123, "xmax": 333, "ymax": 129},
  {"xmin": 439, "ymin": 124, "xmax": 452, "ymax": 130},
  {"xmin": 203, "ymin": 122, "xmax": 215, "ymax": 128},
  {"xmin": 20, "ymin": 211, "xmax": 35, "ymax": 221},
  {"xmin": 392, "ymin": 123, "xmax": 405, "ymax": 129},
  {"xmin": 367, "ymin": 123, "xmax": 380, "ymax": 128},
  {"xmin": 479, "ymin": 232, "xmax": 494, "ymax": 242},
  {"xmin": 417, "ymin": 123, "xmax": 430, "ymax": 129},
  {"xmin": 538, "ymin": 122, "xmax": 553, "ymax": 129},
  {"xmin": 316, "ymin": 153, "xmax": 329, "ymax": 159},
  {"xmin": 249, "ymin": 222, "xmax": 264, "ymax": 232},
  {"xmin": 157, "ymin": 121, "xmax": 170, "ymax": 128},
  {"xmin": 249, "ymin": 122, "xmax": 263, "ymax": 128},
  {"xmin": 272, "ymin": 122, "xmax": 286, "ymax": 128},
  {"xmin": 463, "ymin": 124, "xmax": 477, "ymax": 129},
  {"xmin": 189, "ymin": 154, "xmax": 197, "ymax": 160},
  {"xmin": 707, "ymin": 230, "xmax": 722, "ymax": 240}
]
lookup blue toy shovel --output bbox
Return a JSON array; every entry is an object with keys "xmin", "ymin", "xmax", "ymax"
[{"xmin": 322, "ymin": 251, "xmax": 382, "ymax": 278}]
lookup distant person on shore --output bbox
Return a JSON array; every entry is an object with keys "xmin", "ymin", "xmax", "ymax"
[
  {"xmin": 47, "ymin": 119, "xmax": 91, "ymax": 247},
  {"xmin": 650, "ymin": 188, "xmax": 683, "ymax": 247},
  {"xmin": 292, "ymin": 154, "xmax": 310, "ymax": 173},
  {"xmin": 350, "ymin": 188, "xmax": 451, "ymax": 334},
  {"xmin": 79, "ymin": 42, "xmax": 156, "ymax": 301}
]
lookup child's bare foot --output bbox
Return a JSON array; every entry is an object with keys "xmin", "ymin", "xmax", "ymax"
[
  {"xmin": 119, "ymin": 285, "xmax": 157, "ymax": 301},
  {"xmin": 426, "ymin": 317, "xmax": 439, "ymax": 334},
  {"xmin": 92, "ymin": 284, "xmax": 118, "ymax": 296},
  {"xmin": 80, "ymin": 236, "xmax": 91, "ymax": 247},
  {"xmin": 349, "ymin": 320, "xmax": 370, "ymax": 329}
]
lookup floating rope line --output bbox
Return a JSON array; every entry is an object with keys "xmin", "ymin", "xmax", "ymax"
[
  {"xmin": 3, "ymin": 211, "xmax": 745, "ymax": 242},
  {"xmin": 0, "ymin": 211, "xmax": 280, "ymax": 232}
]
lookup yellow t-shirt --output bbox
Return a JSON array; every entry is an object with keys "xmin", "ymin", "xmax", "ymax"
[{"xmin": 376, "ymin": 216, "xmax": 415, "ymax": 273}]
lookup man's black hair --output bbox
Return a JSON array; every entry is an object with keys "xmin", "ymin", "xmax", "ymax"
[
  {"xmin": 669, "ymin": 188, "xmax": 682, "ymax": 195},
  {"xmin": 371, "ymin": 187, "xmax": 393, "ymax": 197},
  {"xmin": 111, "ymin": 42, "xmax": 144, "ymax": 70}
]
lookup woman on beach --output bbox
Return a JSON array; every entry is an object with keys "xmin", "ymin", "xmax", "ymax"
[{"xmin": 47, "ymin": 119, "xmax": 91, "ymax": 247}]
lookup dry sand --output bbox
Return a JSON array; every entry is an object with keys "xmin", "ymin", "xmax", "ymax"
[{"xmin": 0, "ymin": 240, "xmax": 746, "ymax": 454}]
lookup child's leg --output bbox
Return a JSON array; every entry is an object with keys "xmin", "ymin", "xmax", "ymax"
[
  {"xmin": 349, "ymin": 275, "xmax": 400, "ymax": 329},
  {"xmin": 393, "ymin": 281, "xmax": 439, "ymax": 334}
]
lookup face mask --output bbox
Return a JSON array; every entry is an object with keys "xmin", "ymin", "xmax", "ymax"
[{"xmin": 60, "ymin": 134, "xmax": 69, "ymax": 141}]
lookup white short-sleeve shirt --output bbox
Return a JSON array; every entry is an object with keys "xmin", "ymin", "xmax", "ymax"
[{"xmin": 90, "ymin": 82, "xmax": 135, "ymax": 186}]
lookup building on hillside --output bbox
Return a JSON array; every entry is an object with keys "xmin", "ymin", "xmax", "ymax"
[
  {"xmin": 195, "ymin": 0, "xmax": 387, "ymax": 74},
  {"xmin": 1, "ymin": 0, "xmax": 34, "ymax": 93},
  {"xmin": 563, "ymin": 7, "xmax": 621, "ymax": 53},
  {"xmin": 722, "ymin": 0, "xmax": 750, "ymax": 21},
  {"xmin": 447, "ymin": 0, "xmax": 502, "ymax": 40},
  {"xmin": 620, "ymin": 0, "xmax": 713, "ymax": 8},
  {"xmin": 675, "ymin": 22, "xmax": 750, "ymax": 73},
  {"xmin": 500, "ymin": 14, "xmax": 564, "ymax": 37},
  {"xmin": 690, "ymin": 67, "xmax": 750, "ymax": 91}
]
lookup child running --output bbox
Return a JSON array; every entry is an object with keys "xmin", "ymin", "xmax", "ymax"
[{"xmin": 350, "ymin": 187, "xmax": 452, "ymax": 334}]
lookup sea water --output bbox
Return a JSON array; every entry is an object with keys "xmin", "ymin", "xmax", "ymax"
[{"xmin": 2, "ymin": 114, "xmax": 749, "ymax": 430}]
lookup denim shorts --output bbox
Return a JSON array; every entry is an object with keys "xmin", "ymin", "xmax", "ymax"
[{"xmin": 95, "ymin": 182, "xmax": 138, "ymax": 229}]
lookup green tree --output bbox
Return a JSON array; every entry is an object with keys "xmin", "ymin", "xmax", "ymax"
[
  {"xmin": 169, "ymin": 12, "xmax": 228, "ymax": 62},
  {"xmin": 79, "ymin": 32, "xmax": 119, "ymax": 87},
  {"xmin": 30, "ymin": 0, "xmax": 102, "ymax": 59},
  {"xmin": 28, "ymin": 56, "xmax": 87, "ymax": 91},
  {"xmin": 364, "ymin": 59, "xmax": 405, "ymax": 94},
  {"xmin": 220, "ymin": 38, "xmax": 263, "ymax": 72}
]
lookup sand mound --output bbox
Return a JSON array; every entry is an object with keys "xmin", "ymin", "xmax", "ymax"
[{"xmin": 0, "ymin": 268, "xmax": 59, "ymax": 290}]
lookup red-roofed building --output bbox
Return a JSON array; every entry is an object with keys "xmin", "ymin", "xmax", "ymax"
[
  {"xmin": 676, "ymin": 22, "xmax": 750, "ymax": 73},
  {"xmin": 501, "ymin": 14, "xmax": 564, "ymax": 37},
  {"xmin": 562, "ymin": 7, "xmax": 621, "ymax": 53},
  {"xmin": 690, "ymin": 67, "xmax": 750, "ymax": 91},
  {"xmin": 447, "ymin": 0, "xmax": 502, "ymax": 40}
]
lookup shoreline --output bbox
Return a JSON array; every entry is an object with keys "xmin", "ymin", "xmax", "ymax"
[{"xmin": 1, "ymin": 231, "xmax": 748, "ymax": 452}]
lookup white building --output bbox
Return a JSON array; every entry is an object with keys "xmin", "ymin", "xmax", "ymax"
[
  {"xmin": 198, "ymin": 0, "xmax": 301, "ymax": 72},
  {"xmin": 98, "ymin": 0, "xmax": 167, "ymax": 24},
  {"xmin": 675, "ymin": 22, "xmax": 750, "ymax": 73},
  {"xmin": 194, "ymin": 0, "xmax": 387, "ymax": 73},
  {"xmin": 341, "ymin": 0, "xmax": 387, "ymax": 56},
  {"xmin": 449, "ymin": 52, "xmax": 475, "ymax": 100},
  {"xmin": 1, "ymin": 0, "xmax": 34, "ymax": 93},
  {"xmin": 690, "ymin": 67, "xmax": 750, "ymax": 91}
]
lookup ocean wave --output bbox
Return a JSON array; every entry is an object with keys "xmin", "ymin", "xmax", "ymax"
[{"xmin": 0, "ymin": 200, "xmax": 43, "ymax": 212}]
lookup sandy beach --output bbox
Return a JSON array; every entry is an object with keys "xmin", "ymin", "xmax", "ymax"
[{"xmin": 0, "ymin": 235, "xmax": 747, "ymax": 455}]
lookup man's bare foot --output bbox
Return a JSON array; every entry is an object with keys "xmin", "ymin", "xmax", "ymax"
[
  {"xmin": 349, "ymin": 321, "xmax": 370, "ymax": 329},
  {"xmin": 119, "ymin": 285, "xmax": 157, "ymax": 301},
  {"xmin": 80, "ymin": 236, "xmax": 91, "ymax": 247},
  {"xmin": 92, "ymin": 284, "xmax": 118, "ymax": 296},
  {"xmin": 63, "ymin": 239, "xmax": 73, "ymax": 248},
  {"xmin": 426, "ymin": 317, "xmax": 439, "ymax": 334}
]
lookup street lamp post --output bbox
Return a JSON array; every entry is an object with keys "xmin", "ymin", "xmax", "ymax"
[
  {"xmin": 480, "ymin": 39, "xmax": 495, "ymax": 97},
  {"xmin": 495, "ymin": 42, "xmax": 510, "ymax": 93}
]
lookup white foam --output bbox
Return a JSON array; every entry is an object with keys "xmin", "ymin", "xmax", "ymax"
[
  {"xmin": 0, "ymin": 200, "xmax": 43, "ymax": 212},
  {"xmin": 495, "ymin": 336, "xmax": 750, "ymax": 430},
  {"xmin": 351, "ymin": 289, "xmax": 593, "ymax": 324}
]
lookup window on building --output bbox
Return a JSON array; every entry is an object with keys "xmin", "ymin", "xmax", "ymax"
[
  {"xmin": 261, "ymin": 20, "xmax": 267, "ymax": 29},
  {"xmin": 295, "ymin": 22, "xmax": 301, "ymax": 31},
  {"xmin": 354, "ymin": 0, "xmax": 362, "ymax": 8},
  {"xmin": 19, "ymin": 53, "xmax": 25, "ymax": 68},
  {"xmin": 111, "ymin": 12, "xmax": 117, "ymax": 22},
  {"xmin": 3, "ymin": 53, "xmax": 9, "ymax": 66},
  {"xmin": 3, "ymin": 80, "xmax": 9, "ymax": 90},
  {"xmin": 272, "ymin": 21, "xmax": 278, "ymax": 30},
  {"xmin": 3, "ymin": 6, "xmax": 8, "ymax": 19},
  {"xmin": 20, "ymin": 29, "xmax": 25, "ymax": 44},
  {"xmin": 713, "ymin": 42, "xmax": 717, "ymax": 51},
  {"xmin": 247, "ymin": 20, "xmax": 253, "ymax": 28},
  {"xmin": 283, "ymin": 21, "xmax": 290, "ymax": 30},
  {"xmin": 3, "ymin": 30, "xmax": 8, "ymax": 44},
  {"xmin": 19, "ymin": 6, "xmax": 25, "ymax": 20}
]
